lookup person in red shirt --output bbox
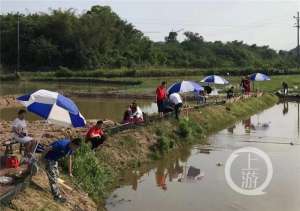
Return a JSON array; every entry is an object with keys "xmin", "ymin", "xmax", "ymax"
[
  {"xmin": 244, "ymin": 76, "xmax": 251, "ymax": 94},
  {"xmin": 156, "ymin": 81, "xmax": 167, "ymax": 117},
  {"xmin": 86, "ymin": 120, "xmax": 106, "ymax": 150}
]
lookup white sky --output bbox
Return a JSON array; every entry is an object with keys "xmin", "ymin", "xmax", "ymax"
[{"xmin": 1, "ymin": 0, "xmax": 300, "ymax": 50}]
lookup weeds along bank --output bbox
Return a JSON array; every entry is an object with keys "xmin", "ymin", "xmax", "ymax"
[{"xmin": 69, "ymin": 93, "xmax": 278, "ymax": 207}]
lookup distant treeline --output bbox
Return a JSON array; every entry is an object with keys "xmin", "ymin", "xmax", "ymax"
[{"xmin": 0, "ymin": 5, "xmax": 298, "ymax": 72}]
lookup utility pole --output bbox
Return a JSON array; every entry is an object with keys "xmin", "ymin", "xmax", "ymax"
[
  {"xmin": 16, "ymin": 14, "xmax": 20, "ymax": 76},
  {"xmin": 294, "ymin": 11, "xmax": 300, "ymax": 69}
]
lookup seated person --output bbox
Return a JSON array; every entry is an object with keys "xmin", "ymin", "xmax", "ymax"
[
  {"xmin": 86, "ymin": 120, "xmax": 106, "ymax": 150},
  {"xmin": 130, "ymin": 101, "xmax": 144, "ymax": 123},
  {"xmin": 195, "ymin": 90, "xmax": 206, "ymax": 104},
  {"xmin": 226, "ymin": 86, "xmax": 234, "ymax": 99},
  {"xmin": 122, "ymin": 106, "xmax": 133, "ymax": 124},
  {"xmin": 12, "ymin": 109, "xmax": 36, "ymax": 158},
  {"xmin": 122, "ymin": 102, "xmax": 144, "ymax": 124}
]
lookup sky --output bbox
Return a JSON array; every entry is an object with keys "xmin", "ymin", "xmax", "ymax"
[{"xmin": 1, "ymin": 0, "xmax": 300, "ymax": 51}]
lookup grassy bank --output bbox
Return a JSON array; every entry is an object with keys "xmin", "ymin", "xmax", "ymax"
[
  {"xmin": 69, "ymin": 93, "xmax": 278, "ymax": 208},
  {"xmin": 12, "ymin": 67, "xmax": 300, "ymax": 79},
  {"xmin": 107, "ymin": 74, "xmax": 300, "ymax": 95},
  {"xmin": 30, "ymin": 77, "xmax": 142, "ymax": 85}
]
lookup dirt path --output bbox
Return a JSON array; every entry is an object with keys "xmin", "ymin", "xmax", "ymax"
[{"xmin": 0, "ymin": 95, "xmax": 20, "ymax": 110}]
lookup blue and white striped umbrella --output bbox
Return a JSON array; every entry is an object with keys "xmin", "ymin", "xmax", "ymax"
[
  {"xmin": 17, "ymin": 89, "xmax": 86, "ymax": 128},
  {"xmin": 249, "ymin": 73, "xmax": 270, "ymax": 81},
  {"xmin": 167, "ymin": 81, "xmax": 204, "ymax": 94},
  {"xmin": 201, "ymin": 75, "xmax": 229, "ymax": 84}
]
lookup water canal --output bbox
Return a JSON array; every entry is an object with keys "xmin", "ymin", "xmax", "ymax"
[{"xmin": 106, "ymin": 102, "xmax": 300, "ymax": 211}]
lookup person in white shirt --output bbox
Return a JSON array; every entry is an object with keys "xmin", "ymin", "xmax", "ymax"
[
  {"xmin": 169, "ymin": 93, "xmax": 183, "ymax": 119},
  {"xmin": 12, "ymin": 109, "xmax": 35, "ymax": 157},
  {"xmin": 131, "ymin": 101, "xmax": 144, "ymax": 123}
]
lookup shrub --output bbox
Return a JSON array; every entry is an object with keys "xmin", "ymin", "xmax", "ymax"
[
  {"xmin": 54, "ymin": 66, "xmax": 73, "ymax": 77},
  {"xmin": 71, "ymin": 143, "xmax": 115, "ymax": 199},
  {"xmin": 157, "ymin": 135, "xmax": 173, "ymax": 152},
  {"xmin": 177, "ymin": 118, "xmax": 192, "ymax": 138}
]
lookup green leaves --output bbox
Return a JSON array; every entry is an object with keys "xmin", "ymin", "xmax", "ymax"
[
  {"xmin": 72, "ymin": 143, "xmax": 115, "ymax": 199},
  {"xmin": 0, "ymin": 5, "xmax": 297, "ymax": 71}
]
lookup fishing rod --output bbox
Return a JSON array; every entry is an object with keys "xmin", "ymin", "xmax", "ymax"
[
  {"xmin": 239, "ymin": 140, "xmax": 299, "ymax": 145},
  {"xmin": 212, "ymin": 133, "xmax": 299, "ymax": 143}
]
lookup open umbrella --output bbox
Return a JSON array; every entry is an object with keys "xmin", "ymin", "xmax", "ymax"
[
  {"xmin": 201, "ymin": 75, "xmax": 229, "ymax": 85},
  {"xmin": 17, "ymin": 89, "xmax": 86, "ymax": 128},
  {"xmin": 249, "ymin": 73, "xmax": 270, "ymax": 81},
  {"xmin": 167, "ymin": 81, "xmax": 204, "ymax": 94}
]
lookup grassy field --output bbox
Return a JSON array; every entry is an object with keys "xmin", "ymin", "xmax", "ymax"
[
  {"xmin": 2, "ymin": 73, "xmax": 300, "ymax": 96},
  {"xmin": 112, "ymin": 74, "xmax": 300, "ymax": 95}
]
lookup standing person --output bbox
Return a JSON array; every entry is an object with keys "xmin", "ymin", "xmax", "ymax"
[
  {"xmin": 282, "ymin": 81, "xmax": 288, "ymax": 95},
  {"xmin": 12, "ymin": 109, "xmax": 36, "ymax": 158},
  {"xmin": 240, "ymin": 77, "xmax": 246, "ymax": 94},
  {"xmin": 156, "ymin": 81, "xmax": 167, "ymax": 117},
  {"xmin": 43, "ymin": 138, "xmax": 82, "ymax": 203},
  {"xmin": 86, "ymin": 120, "xmax": 106, "ymax": 150},
  {"xmin": 169, "ymin": 92, "xmax": 183, "ymax": 119},
  {"xmin": 244, "ymin": 76, "xmax": 251, "ymax": 95}
]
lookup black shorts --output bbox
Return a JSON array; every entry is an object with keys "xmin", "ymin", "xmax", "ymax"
[{"xmin": 157, "ymin": 101, "xmax": 164, "ymax": 113}]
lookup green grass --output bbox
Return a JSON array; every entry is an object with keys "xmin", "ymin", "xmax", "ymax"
[
  {"xmin": 64, "ymin": 143, "xmax": 115, "ymax": 202},
  {"xmin": 17, "ymin": 66, "xmax": 300, "ymax": 79},
  {"xmin": 120, "ymin": 75, "xmax": 300, "ymax": 94}
]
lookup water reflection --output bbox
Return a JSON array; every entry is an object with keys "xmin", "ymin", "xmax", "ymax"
[
  {"xmin": 106, "ymin": 102, "xmax": 300, "ymax": 211},
  {"xmin": 283, "ymin": 101, "xmax": 289, "ymax": 115},
  {"xmin": 242, "ymin": 117, "xmax": 254, "ymax": 133},
  {"xmin": 227, "ymin": 125, "xmax": 236, "ymax": 134},
  {"xmin": 178, "ymin": 166, "xmax": 204, "ymax": 183}
]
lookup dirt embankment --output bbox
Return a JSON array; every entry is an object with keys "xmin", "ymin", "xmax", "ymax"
[
  {"xmin": 0, "ymin": 120, "xmax": 110, "ymax": 211},
  {"xmin": 6, "ymin": 172, "xmax": 97, "ymax": 211}
]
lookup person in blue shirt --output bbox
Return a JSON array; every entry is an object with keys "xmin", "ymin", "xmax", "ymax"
[{"xmin": 43, "ymin": 138, "xmax": 82, "ymax": 203}]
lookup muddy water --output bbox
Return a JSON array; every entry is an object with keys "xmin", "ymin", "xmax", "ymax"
[
  {"xmin": 1, "ymin": 81, "xmax": 156, "ymax": 121},
  {"xmin": 106, "ymin": 102, "xmax": 300, "ymax": 211},
  {"xmin": 0, "ymin": 98, "xmax": 157, "ymax": 122}
]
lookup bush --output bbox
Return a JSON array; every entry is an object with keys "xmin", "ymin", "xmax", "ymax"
[
  {"xmin": 157, "ymin": 135, "xmax": 174, "ymax": 152},
  {"xmin": 54, "ymin": 66, "xmax": 73, "ymax": 77},
  {"xmin": 71, "ymin": 143, "xmax": 115, "ymax": 199},
  {"xmin": 0, "ymin": 73, "xmax": 20, "ymax": 81},
  {"xmin": 177, "ymin": 118, "xmax": 192, "ymax": 138}
]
